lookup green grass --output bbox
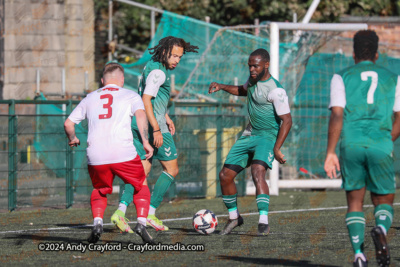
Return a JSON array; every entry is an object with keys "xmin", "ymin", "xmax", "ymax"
[{"xmin": 0, "ymin": 190, "xmax": 399, "ymax": 266}]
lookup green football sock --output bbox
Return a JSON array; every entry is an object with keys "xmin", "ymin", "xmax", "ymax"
[
  {"xmin": 374, "ymin": 204, "xmax": 394, "ymax": 234},
  {"xmin": 256, "ymin": 194, "xmax": 270, "ymax": 215},
  {"xmin": 256, "ymin": 194, "xmax": 270, "ymax": 224},
  {"xmin": 119, "ymin": 183, "xmax": 134, "ymax": 207},
  {"xmin": 150, "ymin": 171, "xmax": 174, "ymax": 209},
  {"xmin": 345, "ymin": 212, "xmax": 365, "ymax": 254},
  {"xmin": 222, "ymin": 193, "xmax": 238, "ymax": 212}
]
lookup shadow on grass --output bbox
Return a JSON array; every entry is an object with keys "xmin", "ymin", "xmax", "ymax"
[
  {"xmin": 216, "ymin": 255, "xmax": 340, "ymax": 266},
  {"xmin": 3, "ymin": 233, "xmax": 146, "ymax": 245},
  {"xmin": 167, "ymin": 227, "xmax": 198, "ymax": 233}
]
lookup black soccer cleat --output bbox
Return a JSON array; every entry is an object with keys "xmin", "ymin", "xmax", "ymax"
[
  {"xmin": 371, "ymin": 226, "xmax": 390, "ymax": 267},
  {"xmin": 257, "ymin": 223, "xmax": 270, "ymax": 236},
  {"xmin": 134, "ymin": 223, "xmax": 155, "ymax": 244},
  {"xmin": 353, "ymin": 257, "xmax": 368, "ymax": 267},
  {"xmin": 220, "ymin": 216, "xmax": 244, "ymax": 235},
  {"xmin": 87, "ymin": 223, "xmax": 103, "ymax": 244}
]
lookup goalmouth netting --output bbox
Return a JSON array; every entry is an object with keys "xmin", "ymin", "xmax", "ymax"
[{"xmin": 120, "ymin": 12, "xmax": 400, "ymax": 195}]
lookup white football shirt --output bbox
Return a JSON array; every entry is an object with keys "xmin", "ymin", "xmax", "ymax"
[{"xmin": 68, "ymin": 84, "xmax": 145, "ymax": 165}]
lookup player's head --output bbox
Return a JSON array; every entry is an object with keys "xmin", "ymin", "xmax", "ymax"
[
  {"xmin": 149, "ymin": 36, "xmax": 199, "ymax": 70},
  {"xmin": 353, "ymin": 30, "xmax": 379, "ymax": 62},
  {"xmin": 101, "ymin": 62, "xmax": 125, "ymax": 87},
  {"xmin": 248, "ymin": 48, "xmax": 270, "ymax": 81}
]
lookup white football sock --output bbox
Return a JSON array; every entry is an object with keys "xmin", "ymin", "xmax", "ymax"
[
  {"xmin": 259, "ymin": 214, "xmax": 268, "ymax": 224},
  {"xmin": 94, "ymin": 217, "xmax": 103, "ymax": 226},
  {"xmin": 229, "ymin": 209, "xmax": 239, "ymax": 220},
  {"xmin": 118, "ymin": 203, "xmax": 127, "ymax": 214},
  {"xmin": 137, "ymin": 217, "xmax": 147, "ymax": 226},
  {"xmin": 148, "ymin": 206, "xmax": 156, "ymax": 216},
  {"xmin": 354, "ymin": 253, "xmax": 366, "ymax": 262}
]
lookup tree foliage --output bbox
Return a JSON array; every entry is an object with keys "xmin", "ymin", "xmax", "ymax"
[{"xmin": 94, "ymin": 0, "xmax": 398, "ymax": 55}]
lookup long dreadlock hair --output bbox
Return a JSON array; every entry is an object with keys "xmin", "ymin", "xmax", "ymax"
[
  {"xmin": 148, "ymin": 36, "xmax": 199, "ymax": 67},
  {"xmin": 353, "ymin": 30, "xmax": 379, "ymax": 61}
]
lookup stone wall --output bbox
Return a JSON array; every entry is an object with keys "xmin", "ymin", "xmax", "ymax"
[{"xmin": 2, "ymin": 0, "xmax": 95, "ymax": 100}]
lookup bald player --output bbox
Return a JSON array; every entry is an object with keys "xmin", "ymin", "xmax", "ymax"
[{"xmin": 64, "ymin": 63, "xmax": 155, "ymax": 244}]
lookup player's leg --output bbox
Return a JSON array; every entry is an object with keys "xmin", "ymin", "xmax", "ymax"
[
  {"xmin": 87, "ymin": 164, "xmax": 115, "ymax": 243},
  {"xmin": 113, "ymin": 156, "xmax": 154, "ymax": 244},
  {"xmin": 219, "ymin": 166, "xmax": 244, "ymax": 235},
  {"xmin": 133, "ymin": 180, "xmax": 153, "ymax": 244},
  {"xmin": 219, "ymin": 136, "xmax": 250, "ymax": 235},
  {"xmin": 251, "ymin": 162, "xmax": 270, "ymax": 236},
  {"xmin": 346, "ymin": 188, "xmax": 367, "ymax": 267},
  {"xmin": 111, "ymin": 159, "xmax": 152, "ymax": 233},
  {"xmin": 367, "ymin": 146, "xmax": 395, "ymax": 267},
  {"xmin": 251, "ymin": 136, "xmax": 275, "ymax": 236},
  {"xmin": 340, "ymin": 145, "xmax": 368, "ymax": 266},
  {"xmin": 147, "ymin": 158, "xmax": 178, "ymax": 231},
  {"xmin": 111, "ymin": 131, "xmax": 151, "ymax": 232},
  {"xmin": 147, "ymin": 133, "xmax": 178, "ymax": 231}
]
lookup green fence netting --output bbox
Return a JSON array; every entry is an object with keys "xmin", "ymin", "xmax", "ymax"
[{"xmin": 2, "ymin": 12, "xmax": 400, "ymax": 209}]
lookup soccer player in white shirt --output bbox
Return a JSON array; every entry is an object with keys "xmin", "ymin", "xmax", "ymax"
[{"xmin": 64, "ymin": 63, "xmax": 155, "ymax": 244}]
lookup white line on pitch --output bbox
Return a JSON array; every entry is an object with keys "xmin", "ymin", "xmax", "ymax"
[{"xmin": 0, "ymin": 203, "xmax": 399, "ymax": 235}]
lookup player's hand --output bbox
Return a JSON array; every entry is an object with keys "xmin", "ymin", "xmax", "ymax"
[
  {"xmin": 142, "ymin": 141, "xmax": 154, "ymax": 160},
  {"xmin": 273, "ymin": 148, "xmax": 286, "ymax": 164},
  {"xmin": 153, "ymin": 131, "xmax": 163, "ymax": 148},
  {"xmin": 68, "ymin": 137, "xmax": 80, "ymax": 148},
  {"xmin": 324, "ymin": 153, "xmax": 340, "ymax": 179},
  {"xmin": 166, "ymin": 117, "xmax": 175, "ymax": 135},
  {"xmin": 208, "ymin": 82, "xmax": 221, "ymax": 94}
]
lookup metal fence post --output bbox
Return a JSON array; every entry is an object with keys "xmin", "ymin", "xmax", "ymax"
[
  {"xmin": 8, "ymin": 100, "xmax": 17, "ymax": 211},
  {"xmin": 216, "ymin": 103, "xmax": 222, "ymax": 197},
  {"xmin": 66, "ymin": 100, "xmax": 73, "ymax": 208},
  {"xmin": 240, "ymin": 116, "xmax": 247, "ymax": 196},
  {"xmin": 168, "ymin": 101, "xmax": 176, "ymax": 200}
]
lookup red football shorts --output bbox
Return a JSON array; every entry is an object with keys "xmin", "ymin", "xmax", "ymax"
[{"xmin": 88, "ymin": 155, "xmax": 146, "ymax": 195}]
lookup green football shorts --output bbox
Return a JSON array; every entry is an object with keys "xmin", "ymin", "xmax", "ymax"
[
  {"xmin": 339, "ymin": 144, "xmax": 395, "ymax": 194},
  {"xmin": 224, "ymin": 135, "xmax": 275, "ymax": 172},
  {"xmin": 133, "ymin": 129, "xmax": 178, "ymax": 161}
]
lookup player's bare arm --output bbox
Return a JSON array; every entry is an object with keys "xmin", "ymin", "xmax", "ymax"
[
  {"xmin": 324, "ymin": 107, "xmax": 343, "ymax": 179},
  {"xmin": 273, "ymin": 113, "xmax": 292, "ymax": 164},
  {"xmin": 208, "ymin": 82, "xmax": 247, "ymax": 96},
  {"xmin": 165, "ymin": 113, "xmax": 175, "ymax": 135},
  {"xmin": 391, "ymin": 111, "xmax": 400, "ymax": 141},
  {"xmin": 142, "ymin": 94, "xmax": 163, "ymax": 148},
  {"xmin": 64, "ymin": 118, "xmax": 80, "ymax": 147},
  {"xmin": 135, "ymin": 109, "xmax": 154, "ymax": 159}
]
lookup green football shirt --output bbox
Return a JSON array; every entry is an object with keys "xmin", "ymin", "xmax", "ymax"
[
  {"xmin": 243, "ymin": 76, "xmax": 290, "ymax": 141},
  {"xmin": 330, "ymin": 61, "xmax": 400, "ymax": 149},
  {"xmin": 133, "ymin": 59, "xmax": 171, "ymax": 133}
]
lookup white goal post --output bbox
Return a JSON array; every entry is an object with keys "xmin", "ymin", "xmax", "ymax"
[{"xmin": 173, "ymin": 21, "xmax": 368, "ymax": 195}]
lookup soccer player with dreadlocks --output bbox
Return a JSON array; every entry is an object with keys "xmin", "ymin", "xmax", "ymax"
[
  {"xmin": 324, "ymin": 30, "xmax": 400, "ymax": 267},
  {"xmin": 111, "ymin": 36, "xmax": 199, "ymax": 232}
]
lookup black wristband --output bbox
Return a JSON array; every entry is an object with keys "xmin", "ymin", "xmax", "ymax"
[{"xmin": 153, "ymin": 129, "xmax": 161, "ymax": 133}]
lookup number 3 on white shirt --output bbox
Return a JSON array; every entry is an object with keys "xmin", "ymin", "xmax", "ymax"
[
  {"xmin": 361, "ymin": 71, "xmax": 378, "ymax": 104},
  {"xmin": 99, "ymin": 94, "xmax": 113, "ymax": 119}
]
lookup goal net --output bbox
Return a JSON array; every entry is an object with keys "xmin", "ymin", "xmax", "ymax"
[{"xmin": 120, "ymin": 11, "xmax": 400, "ymax": 195}]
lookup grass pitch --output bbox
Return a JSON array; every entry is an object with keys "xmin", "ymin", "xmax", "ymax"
[{"xmin": 0, "ymin": 190, "xmax": 399, "ymax": 266}]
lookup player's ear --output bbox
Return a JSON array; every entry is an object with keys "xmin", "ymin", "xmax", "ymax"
[
  {"xmin": 101, "ymin": 78, "xmax": 104, "ymax": 86},
  {"xmin": 352, "ymin": 52, "xmax": 356, "ymax": 61},
  {"xmin": 265, "ymin": 61, "xmax": 270, "ymax": 69},
  {"xmin": 374, "ymin": 52, "xmax": 379, "ymax": 62}
]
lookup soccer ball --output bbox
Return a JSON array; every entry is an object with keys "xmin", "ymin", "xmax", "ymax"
[{"xmin": 192, "ymin": 209, "xmax": 218, "ymax": 234}]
